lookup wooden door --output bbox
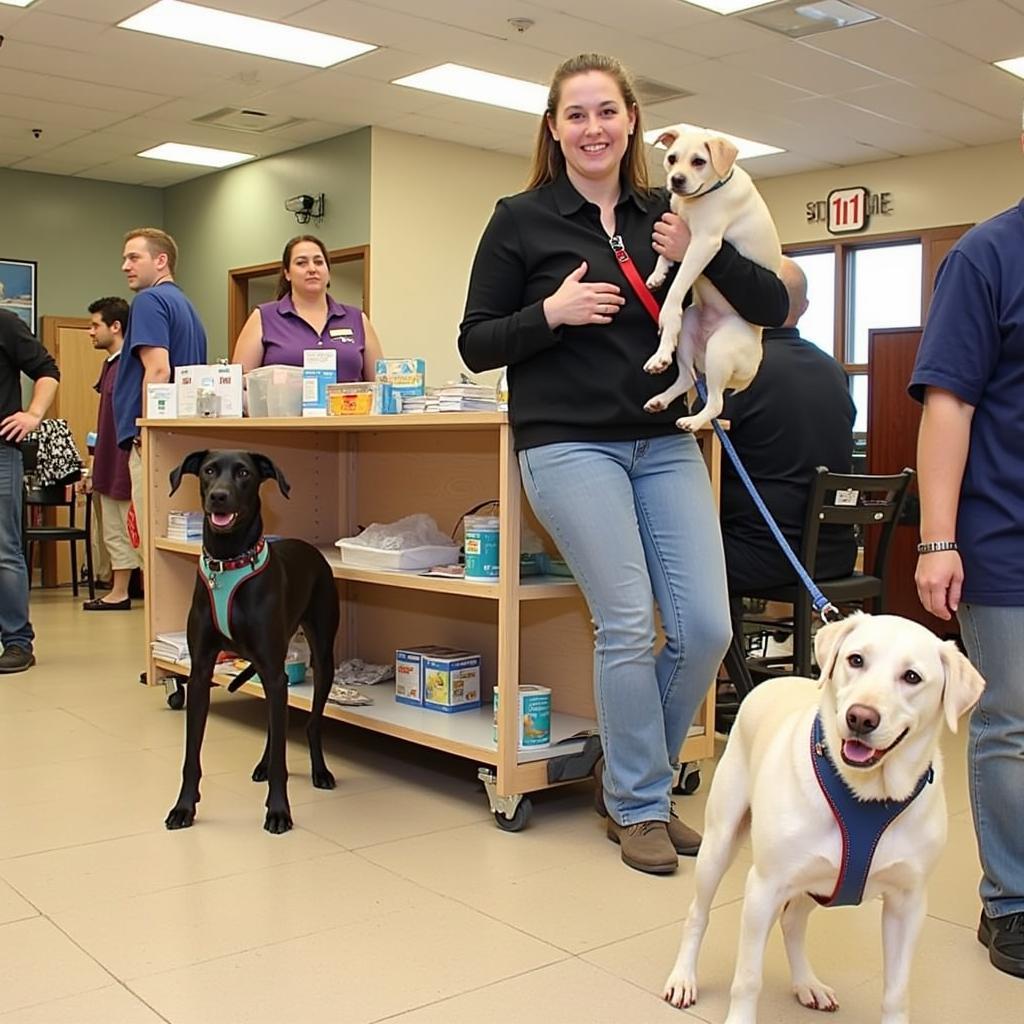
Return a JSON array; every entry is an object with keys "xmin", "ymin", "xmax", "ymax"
[
  {"xmin": 38, "ymin": 316, "xmax": 105, "ymax": 586},
  {"xmin": 866, "ymin": 327, "xmax": 958, "ymax": 637}
]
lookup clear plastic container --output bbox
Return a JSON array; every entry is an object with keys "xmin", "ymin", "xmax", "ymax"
[{"xmin": 245, "ymin": 364, "xmax": 303, "ymax": 417}]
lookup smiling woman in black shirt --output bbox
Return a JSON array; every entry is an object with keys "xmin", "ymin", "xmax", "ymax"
[{"xmin": 459, "ymin": 53, "xmax": 787, "ymax": 875}]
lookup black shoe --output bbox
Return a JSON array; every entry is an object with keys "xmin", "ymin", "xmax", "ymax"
[
  {"xmin": 978, "ymin": 911, "xmax": 1024, "ymax": 978},
  {"xmin": 82, "ymin": 596, "xmax": 132, "ymax": 611},
  {"xmin": 0, "ymin": 647, "xmax": 35, "ymax": 673}
]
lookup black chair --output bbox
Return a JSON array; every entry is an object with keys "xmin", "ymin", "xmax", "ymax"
[
  {"xmin": 723, "ymin": 466, "xmax": 915, "ymax": 698},
  {"xmin": 22, "ymin": 475, "xmax": 95, "ymax": 600}
]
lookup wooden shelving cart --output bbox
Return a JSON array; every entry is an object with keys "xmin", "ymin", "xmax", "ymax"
[{"xmin": 140, "ymin": 413, "xmax": 720, "ymax": 829}]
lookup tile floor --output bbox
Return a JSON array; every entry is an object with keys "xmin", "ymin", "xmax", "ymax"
[{"xmin": 0, "ymin": 590, "xmax": 1018, "ymax": 1023}]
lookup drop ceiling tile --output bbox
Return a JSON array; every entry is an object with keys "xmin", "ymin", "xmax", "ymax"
[
  {"xmin": 0, "ymin": 69, "xmax": 168, "ymax": 116},
  {"xmin": 871, "ymin": 0, "xmax": 1024, "ymax": 61},
  {"xmin": 837, "ymin": 82, "xmax": 1016, "ymax": 146},
  {"xmin": 657, "ymin": 15, "xmax": 780, "ymax": 57},
  {"xmin": 720, "ymin": 39, "xmax": 896, "ymax": 94},
  {"xmin": 1, "ymin": 11, "xmax": 111, "ymax": 52},
  {"xmin": 804, "ymin": 19, "xmax": 980, "ymax": 83}
]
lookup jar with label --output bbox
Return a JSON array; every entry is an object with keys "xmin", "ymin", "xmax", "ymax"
[{"xmin": 464, "ymin": 514, "xmax": 500, "ymax": 581}]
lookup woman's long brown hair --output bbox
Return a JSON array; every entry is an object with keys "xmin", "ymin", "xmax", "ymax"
[{"xmin": 524, "ymin": 53, "xmax": 650, "ymax": 195}]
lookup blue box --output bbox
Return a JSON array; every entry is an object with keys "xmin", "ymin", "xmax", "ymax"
[
  {"xmin": 302, "ymin": 349, "xmax": 337, "ymax": 417},
  {"xmin": 376, "ymin": 358, "xmax": 425, "ymax": 412}
]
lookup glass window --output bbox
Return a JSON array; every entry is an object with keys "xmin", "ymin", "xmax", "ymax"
[
  {"xmin": 850, "ymin": 373, "xmax": 868, "ymax": 434},
  {"xmin": 789, "ymin": 250, "xmax": 835, "ymax": 357},
  {"xmin": 847, "ymin": 243, "xmax": 922, "ymax": 364}
]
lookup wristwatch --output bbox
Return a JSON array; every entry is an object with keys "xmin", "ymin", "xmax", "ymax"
[{"xmin": 916, "ymin": 540, "xmax": 958, "ymax": 554}]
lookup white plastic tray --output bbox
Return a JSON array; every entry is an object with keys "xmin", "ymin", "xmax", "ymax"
[{"xmin": 335, "ymin": 540, "xmax": 460, "ymax": 571}]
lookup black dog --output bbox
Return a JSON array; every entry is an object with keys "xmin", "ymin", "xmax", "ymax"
[{"xmin": 165, "ymin": 450, "xmax": 339, "ymax": 834}]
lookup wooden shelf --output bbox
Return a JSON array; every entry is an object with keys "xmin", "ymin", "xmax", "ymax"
[
  {"xmin": 152, "ymin": 538, "xmax": 579, "ymax": 602},
  {"xmin": 138, "ymin": 412, "xmax": 506, "ymax": 432}
]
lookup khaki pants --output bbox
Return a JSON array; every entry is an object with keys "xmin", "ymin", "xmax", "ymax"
[
  {"xmin": 129, "ymin": 445, "xmax": 146, "ymax": 555},
  {"xmin": 94, "ymin": 491, "xmax": 143, "ymax": 573}
]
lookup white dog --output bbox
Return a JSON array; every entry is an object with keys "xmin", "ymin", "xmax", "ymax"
[
  {"xmin": 663, "ymin": 613, "xmax": 985, "ymax": 1024},
  {"xmin": 644, "ymin": 126, "xmax": 781, "ymax": 434}
]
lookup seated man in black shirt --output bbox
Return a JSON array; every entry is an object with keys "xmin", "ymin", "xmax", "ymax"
[{"xmin": 721, "ymin": 257, "xmax": 857, "ymax": 600}]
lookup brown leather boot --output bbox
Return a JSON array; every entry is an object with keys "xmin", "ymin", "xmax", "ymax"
[
  {"xmin": 594, "ymin": 758, "xmax": 702, "ymax": 857},
  {"xmin": 606, "ymin": 818, "xmax": 677, "ymax": 874}
]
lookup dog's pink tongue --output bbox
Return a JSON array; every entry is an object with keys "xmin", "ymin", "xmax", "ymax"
[
  {"xmin": 843, "ymin": 739, "xmax": 877, "ymax": 764},
  {"xmin": 210, "ymin": 512, "xmax": 234, "ymax": 527}
]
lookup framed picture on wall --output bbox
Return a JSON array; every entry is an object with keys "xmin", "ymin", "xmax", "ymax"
[{"xmin": 0, "ymin": 258, "xmax": 37, "ymax": 335}]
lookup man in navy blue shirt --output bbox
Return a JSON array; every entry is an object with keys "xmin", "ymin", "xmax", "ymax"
[
  {"xmin": 113, "ymin": 228, "xmax": 206, "ymax": 551},
  {"xmin": 910, "ymin": 128, "xmax": 1024, "ymax": 978}
]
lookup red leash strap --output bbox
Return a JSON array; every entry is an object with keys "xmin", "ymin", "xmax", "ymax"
[{"xmin": 609, "ymin": 235, "xmax": 661, "ymax": 326}]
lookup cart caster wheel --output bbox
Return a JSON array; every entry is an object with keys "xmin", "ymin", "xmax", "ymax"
[
  {"xmin": 494, "ymin": 797, "xmax": 532, "ymax": 832},
  {"xmin": 673, "ymin": 764, "xmax": 701, "ymax": 796},
  {"xmin": 167, "ymin": 682, "xmax": 185, "ymax": 710}
]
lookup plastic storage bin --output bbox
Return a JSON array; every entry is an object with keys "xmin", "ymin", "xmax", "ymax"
[{"xmin": 246, "ymin": 365, "xmax": 303, "ymax": 418}]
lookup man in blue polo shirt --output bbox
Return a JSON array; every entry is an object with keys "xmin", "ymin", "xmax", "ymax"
[
  {"xmin": 910, "ymin": 122, "xmax": 1024, "ymax": 979},
  {"xmin": 113, "ymin": 228, "xmax": 206, "ymax": 550}
]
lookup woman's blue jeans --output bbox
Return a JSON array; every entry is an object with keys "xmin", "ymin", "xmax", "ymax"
[
  {"xmin": 0, "ymin": 443, "xmax": 33, "ymax": 653},
  {"xmin": 958, "ymin": 602, "xmax": 1024, "ymax": 918},
  {"xmin": 519, "ymin": 435, "xmax": 730, "ymax": 825}
]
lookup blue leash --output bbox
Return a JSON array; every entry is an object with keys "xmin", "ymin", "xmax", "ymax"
[{"xmin": 694, "ymin": 378, "xmax": 840, "ymax": 624}]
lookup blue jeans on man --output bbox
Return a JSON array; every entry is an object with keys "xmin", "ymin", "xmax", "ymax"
[{"xmin": 0, "ymin": 444, "xmax": 34, "ymax": 660}]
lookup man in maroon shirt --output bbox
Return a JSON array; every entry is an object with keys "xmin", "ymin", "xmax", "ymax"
[{"xmin": 81, "ymin": 297, "xmax": 140, "ymax": 611}]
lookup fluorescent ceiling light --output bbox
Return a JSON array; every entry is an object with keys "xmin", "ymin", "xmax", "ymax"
[
  {"xmin": 680, "ymin": 1, "xmax": 777, "ymax": 13},
  {"xmin": 392, "ymin": 63, "xmax": 548, "ymax": 115},
  {"xmin": 0, "ymin": 0, "xmax": 37, "ymax": 7},
  {"xmin": 994, "ymin": 56, "xmax": 1024, "ymax": 80},
  {"xmin": 137, "ymin": 143, "xmax": 254, "ymax": 168},
  {"xmin": 645, "ymin": 124, "xmax": 784, "ymax": 160},
  {"xmin": 740, "ymin": 0, "xmax": 877, "ymax": 37},
  {"xmin": 119, "ymin": 0, "xmax": 376, "ymax": 69}
]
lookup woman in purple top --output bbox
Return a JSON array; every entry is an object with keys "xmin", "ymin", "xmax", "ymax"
[{"xmin": 233, "ymin": 234, "xmax": 383, "ymax": 380}]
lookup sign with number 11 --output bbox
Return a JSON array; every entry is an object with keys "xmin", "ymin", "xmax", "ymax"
[{"xmin": 827, "ymin": 187, "xmax": 868, "ymax": 234}]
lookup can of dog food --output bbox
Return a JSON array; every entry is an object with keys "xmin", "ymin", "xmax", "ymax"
[
  {"xmin": 464, "ymin": 515, "xmax": 499, "ymax": 581},
  {"xmin": 493, "ymin": 685, "xmax": 552, "ymax": 749}
]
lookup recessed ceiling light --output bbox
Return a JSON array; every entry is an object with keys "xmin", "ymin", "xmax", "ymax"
[
  {"xmin": 119, "ymin": 0, "xmax": 377, "ymax": 69},
  {"xmin": 679, "ymin": 1, "xmax": 777, "ymax": 13},
  {"xmin": 994, "ymin": 56, "xmax": 1024, "ymax": 80},
  {"xmin": 392, "ymin": 63, "xmax": 548, "ymax": 115},
  {"xmin": 0, "ymin": 0, "xmax": 38, "ymax": 7},
  {"xmin": 739, "ymin": 0, "xmax": 877, "ymax": 37},
  {"xmin": 644, "ymin": 124, "xmax": 784, "ymax": 160},
  {"xmin": 137, "ymin": 143, "xmax": 254, "ymax": 168}
]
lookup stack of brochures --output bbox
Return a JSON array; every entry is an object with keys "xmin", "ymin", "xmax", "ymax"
[
  {"xmin": 151, "ymin": 631, "xmax": 190, "ymax": 665},
  {"xmin": 167, "ymin": 510, "xmax": 203, "ymax": 541},
  {"xmin": 437, "ymin": 383, "xmax": 498, "ymax": 412}
]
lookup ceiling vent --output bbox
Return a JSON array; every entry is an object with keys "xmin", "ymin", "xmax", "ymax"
[
  {"xmin": 738, "ymin": 0, "xmax": 877, "ymax": 38},
  {"xmin": 633, "ymin": 76, "xmax": 694, "ymax": 106},
  {"xmin": 193, "ymin": 107, "xmax": 304, "ymax": 134}
]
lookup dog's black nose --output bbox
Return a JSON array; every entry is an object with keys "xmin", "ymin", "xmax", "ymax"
[
  {"xmin": 670, "ymin": 174, "xmax": 686, "ymax": 190},
  {"xmin": 208, "ymin": 489, "xmax": 230, "ymax": 507},
  {"xmin": 846, "ymin": 704, "xmax": 880, "ymax": 735}
]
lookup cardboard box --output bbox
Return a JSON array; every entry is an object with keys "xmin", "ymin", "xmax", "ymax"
[
  {"xmin": 375, "ymin": 358, "xmax": 424, "ymax": 412},
  {"xmin": 302, "ymin": 349, "xmax": 337, "ymax": 417},
  {"xmin": 176, "ymin": 364, "xmax": 243, "ymax": 418},
  {"xmin": 395, "ymin": 645, "xmax": 442, "ymax": 707},
  {"xmin": 423, "ymin": 649, "xmax": 481, "ymax": 714}
]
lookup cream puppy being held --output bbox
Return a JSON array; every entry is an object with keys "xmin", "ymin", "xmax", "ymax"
[{"xmin": 644, "ymin": 126, "xmax": 781, "ymax": 433}]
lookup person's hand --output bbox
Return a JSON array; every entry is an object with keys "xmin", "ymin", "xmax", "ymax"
[
  {"xmin": 0, "ymin": 410, "xmax": 41, "ymax": 443},
  {"xmin": 543, "ymin": 262, "xmax": 625, "ymax": 329},
  {"xmin": 915, "ymin": 550, "xmax": 963, "ymax": 621},
  {"xmin": 76, "ymin": 475, "xmax": 93, "ymax": 495},
  {"xmin": 652, "ymin": 213, "xmax": 691, "ymax": 264}
]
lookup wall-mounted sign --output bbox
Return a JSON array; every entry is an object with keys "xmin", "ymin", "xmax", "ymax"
[{"xmin": 806, "ymin": 187, "xmax": 893, "ymax": 234}]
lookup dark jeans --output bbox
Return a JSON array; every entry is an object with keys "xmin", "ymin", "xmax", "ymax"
[{"xmin": 0, "ymin": 444, "xmax": 33, "ymax": 652}]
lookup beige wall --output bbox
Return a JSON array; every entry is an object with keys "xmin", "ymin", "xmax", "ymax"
[
  {"xmin": 758, "ymin": 138, "xmax": 1022, "ymax": 244},
  {"xmin": 369, "ymin": 128, "xmax": 529, "ymax": 387}
]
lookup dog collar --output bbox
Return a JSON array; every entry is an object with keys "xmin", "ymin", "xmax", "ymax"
[
  {"xmin": 199, "ymin": 538, "xmax": 270, "ymax": 640},
  {"xmin": 690, "ymin": 169, "xmax": 734, "ymax": 200},
  {"xmin": 809, "ymin": 712, "xmax": 933, "ymax": 908}
]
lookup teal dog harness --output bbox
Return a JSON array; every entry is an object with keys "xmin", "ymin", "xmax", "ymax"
[
  {"xmin": 809, "ymin": 712, "xmax": 933, "ymax": 907},
  {"xmin": 199, "ymin": 538, "xmax": 270, "ymax": 640}
]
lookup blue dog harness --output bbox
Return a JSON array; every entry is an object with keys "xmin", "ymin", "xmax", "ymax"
[
  {"xmin": 809, "ymin": 713, "xmax": 933, "ymax": 907},
  {"xmin": 199, "ymin": 538, "xmax": 270, "ymax": 641}
]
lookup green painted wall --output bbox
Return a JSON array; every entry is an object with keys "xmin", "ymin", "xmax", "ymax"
[
  {"xmin": 163, "ymin": 127, "xmax": 372, "ymax": 358},
  {"xmin": 0, "ymin": 167, "xmax": 163, "ymax": 324}
]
